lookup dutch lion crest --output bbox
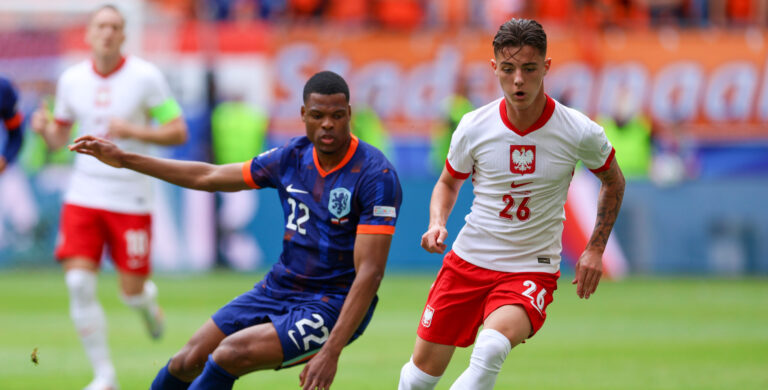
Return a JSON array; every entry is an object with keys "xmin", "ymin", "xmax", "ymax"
[{"xmin": 328, "ymin": 188, "xmax": 352, "ymax": 219}]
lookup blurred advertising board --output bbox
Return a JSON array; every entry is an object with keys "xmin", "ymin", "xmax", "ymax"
[{"xmin": 268, "ymin": 27, "xmax": 768, "ymax": 141}]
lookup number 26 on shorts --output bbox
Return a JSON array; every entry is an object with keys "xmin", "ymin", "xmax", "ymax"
[{"xmin": 521, "ymin": 280, "xmax": 547, "ymax": 315}]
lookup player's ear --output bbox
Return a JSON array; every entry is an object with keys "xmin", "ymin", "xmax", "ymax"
[
  {"xmin": 490, "ymin": 58, "xmax": 497, "ymax": 71},
  {"xmin": 347, "ymin": 105, "xmax": 352, "ymax": 118},
  {"xmin": 300, "ymin": 105, "xmax": 306, "ymax": 122},
  {"xmin": 544, "ymin": 58, "xmax": 551, "ymax": 75}
]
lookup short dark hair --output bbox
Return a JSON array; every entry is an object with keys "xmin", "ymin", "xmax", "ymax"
[
  {"xmin": 303, "ymin": 71, "xmax": 350, "ymax": 103},
  {"xmin": 493, "ymin": 18, "xmax": 547, "ymax": 57},
  {"xmin": 91, "ymin": 4, "xmax": 126, "ymax": 27}
]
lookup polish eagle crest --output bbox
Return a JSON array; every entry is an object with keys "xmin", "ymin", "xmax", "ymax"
[{"xmin": 510, "ymin": 145, "xmax": 536, "ymax": 174}]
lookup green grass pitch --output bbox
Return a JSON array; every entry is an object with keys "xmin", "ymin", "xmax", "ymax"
[{"xmin": 1, "ymin": 270, "xmax": 766, "ymax": 389}]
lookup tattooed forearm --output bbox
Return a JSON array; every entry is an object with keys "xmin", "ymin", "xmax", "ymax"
[{"xmin": 587, "ymin": 160, "xmax": 625, "ymax": 252}]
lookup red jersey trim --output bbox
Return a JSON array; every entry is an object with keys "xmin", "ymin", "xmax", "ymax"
[
  {"xmin": 4, "ymin": 112, "xmax": 23, "ymax": 130},
  {"xmin": 589, "ymin": 148, "xmax": 616, "ymax": 173},
  {"xmin": 54, "ymin": 118, "xmax": 73, "ymax": 127},
  {"xmin": 445, "ymin": 159, "xmax": 470, "ymax": 180},
  {"xmin": 499, "ymin": 94, "xmax": 556, "ymax": 136},
  {"xmin": 313, "ymin": 134, "xmax": 359, "ymax": 178},
  {"xmin": 357, "ymin": 224, "xmax": 395, "ymax": 235},
  {"xmin": 91, "ymin": 56, "xmax": 127, "ymax": 78},
  {"xmin": 241, "ymin": 161, "xmax": 260, "ymax": 189}
]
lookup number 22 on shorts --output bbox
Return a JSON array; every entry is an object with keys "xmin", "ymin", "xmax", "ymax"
[{"xmin": 287, "ymin": 313, "xmax": 330, "ymax": 351}]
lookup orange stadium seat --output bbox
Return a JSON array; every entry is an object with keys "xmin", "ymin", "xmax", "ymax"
[
  {"xmin": 374, "ymin": 0, "xmax": 425, "ymax": 29},
  {"xmin": 326, "ymin": 0, "xmax": 369, "ymax": 24}
]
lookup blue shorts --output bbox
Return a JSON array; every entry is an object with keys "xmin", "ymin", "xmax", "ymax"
[{"xmin": 211, "ymin": 281, "xmax": 378, "ymax": 369}]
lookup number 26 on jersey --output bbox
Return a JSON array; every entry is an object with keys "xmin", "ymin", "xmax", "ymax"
[{"xmin": 499, "ymin": 195, "xmax": 531, "ymax": 221}]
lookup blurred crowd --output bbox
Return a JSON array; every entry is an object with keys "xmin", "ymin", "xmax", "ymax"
[{"xmin": 150, "ymin": 0, "xmax": 768, "ymax": 29}]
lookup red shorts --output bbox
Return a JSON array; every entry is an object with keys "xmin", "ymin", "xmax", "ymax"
[
  {"xmin": 417, "ymin": 251, "xmax": 559, "ymax": 347},
  {"xmin": 55, "ymin": 203, "xmax": 152, "ymax": 275}
]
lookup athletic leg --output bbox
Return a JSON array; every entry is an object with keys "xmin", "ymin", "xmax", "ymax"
[
  {"xmin": 151, "ymin": 319, "xmax": 226, "ymax": 389},
  {"xmin": 449, "ymin": 304, "xmax": 529, "ymax": 389},
  {"xmin": 64, "ymin": 258, "xmax": 117, "ymax": 390},
  {"xmin": 119, "ymin": 272, "xmax": 164, "ymax": 339},
  {"xmin": 398, "ymin": 336, "xmax": 455, "ymax": 390},
  {"xmin": 401, "ymin": 251, "xmax": 494, "ymax": 390},
  {"xmin": 56, "ymin": 204, "xmax": 115, "ymax": 389},
  {"xmin": 106, "ymin": 210, "xmax": 162, "ymax": 339},
  {"xmin": 187, "ymin": 323, "xmax": 283, "ymax": 390}
]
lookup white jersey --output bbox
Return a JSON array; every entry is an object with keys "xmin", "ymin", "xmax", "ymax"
[
  {"xmin": 446, "ymin": 96, "xmax": 614, "ymax": 273},
  {"xmin": 54, "ymin": 56, "xmax": 178, "ymax": 213}
]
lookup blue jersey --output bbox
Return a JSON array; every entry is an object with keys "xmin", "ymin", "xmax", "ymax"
[
  {"xmin": 243, "ymin": 135, "xmax": 402, "ymax": 296},
  {"xmin": 0, "ymin": 76, "xmax": 23, "ymax": 164}
]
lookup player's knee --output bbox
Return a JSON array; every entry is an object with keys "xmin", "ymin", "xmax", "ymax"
[
  {"xmin": 212, "ymin": 337, "xmax": 254, "ymax": 371},
  {"xmin": 399, "ymin": 356, "xmax": 441, "ymax": 390},
  {"xmin": 65, "ymin": 269, "xmax": 97, "ymax": 303},
  {"xmin": 168, "ymin": 351, "xmax": 205, "ymax": 381},
  {"xmin": 472, "ymin": 329, "xmax": 512, "ymax": 370},
  {"xmin": 120, "ymin": 283, "xmax": 151, "ymax": 308}
]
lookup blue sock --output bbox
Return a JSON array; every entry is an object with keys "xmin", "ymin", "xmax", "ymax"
[
  {"xmin": 188, "ymin": 355, "xmax": 238, "ymax": 390},
  {"xmin": 151, "ymin": 361, "xmax": 190, "ymax": 390}
]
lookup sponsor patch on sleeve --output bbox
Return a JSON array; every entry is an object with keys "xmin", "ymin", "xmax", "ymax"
[
  {"xmin": 258, "ymin": 147, "xmax": 277, "ymax": 157},
  {"xmin": 373, "ymin": 205, "xmax": 397, "ymax": 218}
]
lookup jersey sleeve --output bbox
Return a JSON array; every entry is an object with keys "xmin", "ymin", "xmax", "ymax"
[
  {"xmin": 242, "ymin": 146, "xmax": 282, "ymax": 189},
  {"xmin": 356, "ymin": 165, "xmax": 403, "ymax": 235},
  {"xmin": 578, "ymin": 120, "xmax": 615, "ymax": 173},
  {"xmin": 0, "ymin": 78, "xmax": 23, "ymax": 163},
  {"xmin": 0, "ymin": 78, "xmax": 19, "ymax": 121},
  {"xmin": 445, "ymin": 117, "xmax": 472, "ymax": 179},
  {"xmin": 144, "ymin": 65, "xmax": 182, "ymax": 125}
]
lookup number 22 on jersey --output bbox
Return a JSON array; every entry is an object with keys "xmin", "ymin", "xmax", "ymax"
[{"xmin": 286, "ymin": 197, "xmax": 310, "ymax": 235}]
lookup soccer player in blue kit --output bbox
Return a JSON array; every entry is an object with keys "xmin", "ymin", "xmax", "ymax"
[
  {"xmin": 69, "ymin": 71, "xmax": 402, "ymax": 390},
  {"xmin": 0, "ymin": 76, "xmax": 24, "ymax": 174}
]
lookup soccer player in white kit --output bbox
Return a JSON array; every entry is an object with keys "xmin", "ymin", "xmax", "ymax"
[
  {"xmin": 30, "ymin": 5, "xmax": 188, "ymax": 390},
  {"xmin": 398, "ymin": 19, "xmax": 626, "ymax": 390}
]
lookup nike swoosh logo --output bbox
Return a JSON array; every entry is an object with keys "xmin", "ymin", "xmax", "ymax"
[
  {"xmin": 510, "ymin": 181, "xmax": 532, "ymax": 188},
  {"xmin": 286, "ymin": 184, "xmax": 308, "ymax": 194},
  {"xmin": 287, "ymin": 330, "xmax": 300, "ymax": 349}
]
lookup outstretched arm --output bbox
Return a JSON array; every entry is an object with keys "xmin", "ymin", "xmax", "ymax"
[
  {"xmin": 421, "ymin": 167, "xmax": 465, "ymax": 254},
  {"xmin": 573, "ymin": 159, "xmax": 626, "ymax": 299},
  {"xmin": 69, "ymin": 135, "xmax": 250, "ymax": 192},
  {"xmin": 107, "ymin": 116, "xmax": 188, "ymax": 146},
  {"xmin": 299, "ymin": 233, "xmax": 392, "ymax": 390}
]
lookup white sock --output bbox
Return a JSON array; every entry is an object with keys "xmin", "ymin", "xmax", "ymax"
[
  {"xmin": 120, "ymin": 279, "xmax": 158, "ymax": 314},
  {"xmin": 121, "ymin": 280, "xmax": 163, "ymax": 339},
  {"xmin": 450, "ymin": 329, "xmax": 511, "ymax": 390},
  {"xmin": 398, "ymin": 356, "xmax": 441, "ymax": 390},
  {"xmin": 66, "ymin": 270, "xmax": 115, "ymax": 384}
]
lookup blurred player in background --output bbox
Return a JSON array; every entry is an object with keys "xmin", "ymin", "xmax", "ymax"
[
  {"xmin": 398, "ymin": 19, "xmax": 625, "ymax": 389},
  {"xmin": 30, "ymin": 5, "xmax": 188, "ymax": 390},
  {"xmin": 70, "ymin": 71, "xmax": 402, "ymax": 390},
  {"xmin": 0, "ymin": 76, "xmax": 24, "ymax": 174}
]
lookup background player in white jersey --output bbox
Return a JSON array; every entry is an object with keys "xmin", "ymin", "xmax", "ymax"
[
  {"xmin": 398, "ymin": 18, "xmax": 626, "ymax": 390},
  {"xmin": 30, "ymin": 5, "xmax": 187, "ymax": 390}
]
